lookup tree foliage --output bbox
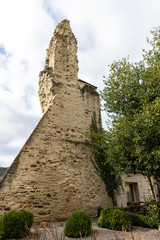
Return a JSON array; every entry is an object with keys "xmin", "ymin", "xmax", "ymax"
[
  {"xmin": 102, "ymin": 27, "xmax": 160, "ymax": 117},
  {"xmin": 101, "ymin": 27, "xmax": 160, "ymax": 200}
]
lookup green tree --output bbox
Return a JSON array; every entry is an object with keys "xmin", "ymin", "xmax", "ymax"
[{"xmin": 101, "ymin": 27, "xmax": 160, "ymax": 201}]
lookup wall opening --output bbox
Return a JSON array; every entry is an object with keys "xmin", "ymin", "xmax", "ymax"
[{"xmin": 125, "ymin": 182, "xmax": 140, "ymax": 204}]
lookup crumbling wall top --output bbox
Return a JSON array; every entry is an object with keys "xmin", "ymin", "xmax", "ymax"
[
  {"xmin": 54, "ymin": 19, "xmax": 75, "ymax": 37},
  {"xmin": 45, "ymin": 19, "xmax": 78, "ymax": 79}
]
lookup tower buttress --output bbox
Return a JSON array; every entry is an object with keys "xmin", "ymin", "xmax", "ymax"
[{"xmin": 38, "ymin": 19, "xmax": 79, "ymax": 113}]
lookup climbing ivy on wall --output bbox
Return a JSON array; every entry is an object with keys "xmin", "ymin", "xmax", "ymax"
[{"xmin": 90, "ymin": 112, "xmax": 122, "ymax": 206}]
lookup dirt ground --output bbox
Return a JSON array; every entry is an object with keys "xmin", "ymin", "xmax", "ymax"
[{"xmin": 23, "ymin": 219, "xmax": 160, "ymax": 240}]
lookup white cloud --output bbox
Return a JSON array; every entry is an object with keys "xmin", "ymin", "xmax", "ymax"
[{"xmin": 0, "ymin": 0, "xmax": 160, "ymax": 166}]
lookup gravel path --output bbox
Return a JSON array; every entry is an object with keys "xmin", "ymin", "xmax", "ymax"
[{"xmin": 24, "ymin": 220, "xmax": 160, "ymax": 240}]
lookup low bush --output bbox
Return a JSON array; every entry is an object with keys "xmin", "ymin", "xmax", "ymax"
[
  {"xmin": 64, "ymin": 211, "xmax": 91, "ymax": 238},
  {"xmin": 97, "ymin": 207, "xmax": 132, "ymax": 231},
  {"xmin": 130, "ymin": 213, "xmax": 150, "ymax": 227},
  {"xmin": 130, "ymin": 212, "xmax": 157, "ymax": 229},
  {"xmin": 0, "ymin": 209, "xmax": 33, "ymax": 239}
]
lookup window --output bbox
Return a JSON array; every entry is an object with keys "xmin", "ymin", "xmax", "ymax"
[{"xmin": 125, "ymin": 183, "xmax": 139, "ymax": 203}]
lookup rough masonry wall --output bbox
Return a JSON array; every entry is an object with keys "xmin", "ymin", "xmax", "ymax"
[
  {"xmin": 0, "ymin": 85, "xmax": 112, "ymax": 222},
  {"xmin": 0, "ymin": 20, "xmax": 112, "ymax": 222}
]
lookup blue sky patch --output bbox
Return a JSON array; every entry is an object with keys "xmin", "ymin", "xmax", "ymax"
[
  {"xmin": 0, "ymin": 47, "xmax": 6, "ymax": 55},
  {"xmin": 4, "ymin": 87, "xmax": 11, "ymax": 92}
]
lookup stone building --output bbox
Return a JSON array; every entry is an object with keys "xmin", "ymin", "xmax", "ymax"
[{"xmin": 0, "ymin": 20, "xmax": 156, "ymax": 222}]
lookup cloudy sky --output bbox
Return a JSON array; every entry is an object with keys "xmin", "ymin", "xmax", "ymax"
[{"xmin": 0, "ymin": 0, "xmax": 160, "ymax": 167}]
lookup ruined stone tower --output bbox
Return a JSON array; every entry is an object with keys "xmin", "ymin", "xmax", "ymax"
[{"xmin": 0, "ymin": 20, "xmax": 112, "ymax": 222}]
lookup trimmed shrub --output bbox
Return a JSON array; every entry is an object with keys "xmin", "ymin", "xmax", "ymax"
[
  {"xmin": 0, "ymin": 209, "xmax": 33, "ymax": 239},
  {"xmin": 64, "ymin": 211, "xmax": 91, "ymax": 238},
  {"xmin": 130, "ymin": 213, "xmax": 157, "ymax": 229},
  {"xmin": 130, "ymin": 213, "xmax": 148, "ymax": 227},
  {"xmin": 97, "ymin": 207, "xmax": 132, "ymax": 231}
]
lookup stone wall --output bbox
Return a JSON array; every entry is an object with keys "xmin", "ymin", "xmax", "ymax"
[{"xmin": 0, "ymin": 20, "xmax": 112, "ymax": 222}]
